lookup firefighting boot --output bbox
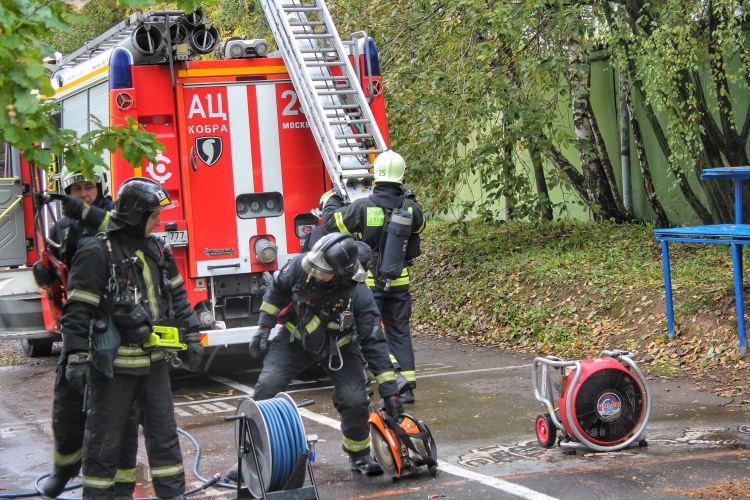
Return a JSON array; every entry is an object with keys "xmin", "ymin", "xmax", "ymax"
[
  {"xmin": 349, "ymin": 454, "xmax": 383, "ymax": 476},
  {"xmin": 400, "ymin": 386, "xmax": 415, "ymax": 404},
  {"xmin": 396, "ymin": 373, "xmax": 415, "ymax": 404},
  {"xmin": 41, "ymin": 463, "xmax": 80, "ymax": 498}
]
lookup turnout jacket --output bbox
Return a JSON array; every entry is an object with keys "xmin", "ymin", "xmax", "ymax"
[
  {"xmin": 61, "ymin": 231, "xmax": 200, "ymax": 374},
  {"xmin": 257, "ymin": 256, "xmax": 399, "ymax": 398},
  {"xmin": 323, "ymin": 184, "xmax": 425, "ymax": 290},
  {"xmin": 56, "ymin": 195, "xmax": 114, "ymax": 267}
]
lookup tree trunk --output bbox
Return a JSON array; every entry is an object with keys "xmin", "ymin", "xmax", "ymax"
[
  {"xmin": 502, "ymin": 141, "xmax": 514, "ymax": 221},
  {"xmin": 538, "ymin": 132, "xmax": 591, "ymax": 204},
  {"xmin": 622, "ymin": 76, "xmax": 670, "ymax": 227},
  {"xmin": 619, "ymin": 71, "xmax": 632, "ymax": 214},
  {"xmin": 567, "ymin": 37, "xmax": 628, "ymax": 221},
  {"xmin": 529, "ymin": 143, "xmax": 553, "ymax": 221},
  {"xmin": 625, "ymin": 60, "xmax": 715, "ymax": 224},
  {"xmin": 587, "ymin": 97, "xmax": 627, "ymax": 215}
]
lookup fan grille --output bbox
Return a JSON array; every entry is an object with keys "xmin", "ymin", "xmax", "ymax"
[{"xmin": 574, "ymin": 368, "xmax": 643, "ymax": 443}]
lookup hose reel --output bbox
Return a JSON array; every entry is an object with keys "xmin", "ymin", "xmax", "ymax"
[{"xmin": 227, "ymin": 394, "xmax": 319, "ymax": 500}]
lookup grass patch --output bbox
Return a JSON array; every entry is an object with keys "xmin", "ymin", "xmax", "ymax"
[{"xmin": 411, "ymin": 219, "xmax": 749, "ymax": 400}]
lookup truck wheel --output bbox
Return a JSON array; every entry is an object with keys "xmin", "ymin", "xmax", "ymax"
[{"xmin": 21, "ymin": 338, "xmax": 54, "ymax": 358}]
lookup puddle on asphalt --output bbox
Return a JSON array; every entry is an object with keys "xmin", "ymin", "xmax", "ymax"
[{"xmin": 456, "ymin": 426, "xmax": 750, "ymax": 468}]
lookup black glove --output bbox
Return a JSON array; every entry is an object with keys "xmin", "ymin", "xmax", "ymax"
[
  {"xmin": 383, "ymin": 395, "xmax": 404, "ymax": 422},
  {"xmin": 32, "ymin": 261, "xmax": 55, "ymax": 288},
  {"xmin": 249, "ymin": 326, "xmax": 272, "ymax": 359},
  {"xmin": 61, "ymin": 195, "xmax": 87, "ymax": 220},
  {"xmin": 331, "ymin": 183, "xmax": 343, "ymax": 198},
  {"xmin": 183, "ymin": 332, "xmax": 204, "ymax": 371},
  {"xmin": 65, "ymin": 352, "xmax": 90, "ymax": 394}
]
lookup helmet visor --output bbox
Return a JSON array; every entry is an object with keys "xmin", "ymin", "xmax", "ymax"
[{"xmin": 302, "ymin": 249, "xmax": 333, "ymax": 277}]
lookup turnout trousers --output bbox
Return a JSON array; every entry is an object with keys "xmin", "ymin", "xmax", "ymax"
[
  {"xmin": 372, "ymin": 287, "xmax": 416, "ymax": 387},
  {"xmin": 254, "ymin": 336, "xmax": 373, "ymax": 457},
  {"xmin": 52, "ymin": 354, "xmax": 138, "ymax": 497},
  {"xmin": 82, "ymin": 361, "xmax": 184, "ymax": 500}
]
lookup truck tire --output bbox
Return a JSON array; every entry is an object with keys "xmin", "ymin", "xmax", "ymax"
[{"xmin": 21, "ymin": 338, "xmax": 54, "ymax": 358}]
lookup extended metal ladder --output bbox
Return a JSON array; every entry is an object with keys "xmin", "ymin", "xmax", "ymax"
[{"xmin": 259, "ymin": 0, "xmax": 388, "ymax": 201}]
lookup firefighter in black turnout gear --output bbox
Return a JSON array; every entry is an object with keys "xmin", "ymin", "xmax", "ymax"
[
  {"xmin": 33, "ymin": 167, "xmax": 114, "ymax": 278},
  {"xmin": 33, "ymin": 169, "xmax": 140, "ymax": 499},
  {"xmin": 300, "ymin": 190, "xmax": 336, "ymax": 253},
  {"xmin": 60, "ymin": 177, "xmax": 203, "ymax": 500},
  {"xmin": 323, "ymin": 151, "xmax": 425, "ymax": 404},
  {"xmin": 250, "ymin": 233, "xmax": 403, "ymax": 475}
]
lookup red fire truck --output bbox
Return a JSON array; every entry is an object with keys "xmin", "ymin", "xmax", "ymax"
[{"xmin": 0, "ymin": 3, "xmax": 390, "ymax": 366}]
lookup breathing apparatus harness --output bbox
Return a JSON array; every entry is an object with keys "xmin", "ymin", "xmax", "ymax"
[
  {"xmin": 288, "ymin": 275, "xmax": 363, "ymax": 371},
  {"xmin": 92, "ymin": 233, "xmax": 187, "ymax": 363}
]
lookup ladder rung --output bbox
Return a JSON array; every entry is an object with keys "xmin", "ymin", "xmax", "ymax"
[
  {"xmin": 294, "ymin": 34, "xmax": 334, "ymax": 39},
  {"xmin": 317, "ymin": 90, "xmax": 356, "ymax": 95},
  {"xmin": 300, "ymin": 48, "xmax": 337, "ymax": 53},
  {"xmin": 289, "ymin": 21, "xmax": 326, "ymax": 26},
  {"xmin": 336, "ymin": 134, "xmax": 374, "ymax": 139},
  {"xmin": 312, "ymin": 76, "xmax": 349, "ymax": 81},
  {"xmin": 315, "ymin": 83, "xmax": 352, "ymax": 89},
  {"xmin": 282, "ymin": 7, "xmax": 323, "ymax": 12},
  {"xmin": 327, "ymin": 115, "xmax": 362, "ymax": 121},
  {"xmin": 307, "ymin": 61, "xmax": 345, "ymax": 67},
  {"xmin": 340, "ymin": 163, "xmax": 371, "ymax": 169},
  {"xmin": 342, "ymin": 171, "xmax": 374, "ymax": 179},
  {"xmin": 327, "ymin": 112, "xmax": 361, "ymax": 118},
  {"xmin": 302, "ymin": 56, "xmax": 341, "ymax": 62},
  {"xmin": 323, "ymin": 104, "xmax": 361, "ymax": 110},
  {"xmin": 329, "ymin": 119, "xmax": 371, "ymax": 125},
  {"xmin": 292, "ymin": 29, "xmax": 329, "ymax": 35},
  {"xmin": 339, "ymin": 149, "xmax": 384, "ymax": 155}
]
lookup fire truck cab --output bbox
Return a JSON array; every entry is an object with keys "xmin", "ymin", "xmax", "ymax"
[{"xmin": 0, "ymin": 8, "xmax": 390, "ymax": 366}]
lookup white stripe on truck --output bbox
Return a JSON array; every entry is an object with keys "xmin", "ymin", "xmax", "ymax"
[
  {"xmin": 256, "ymin": 84, "xmax": 288, "ymax": 255},
  {"xmin": 228, "ymin": 84, "xmax": 257, "ymax": 266}
]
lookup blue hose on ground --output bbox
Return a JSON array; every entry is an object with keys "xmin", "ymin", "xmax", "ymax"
[
  {"xmin": 176, "ymin": 427, "xmax": 233, "ymax": 490},
  {"xmin": 0, "ymin": 427, "xmax": 222, "ymax": 499}
]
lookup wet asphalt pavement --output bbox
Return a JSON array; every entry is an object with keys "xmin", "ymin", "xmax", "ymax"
[{"xmin": 0, "ymin": 335, "xmax": 748, "ymax": 499}]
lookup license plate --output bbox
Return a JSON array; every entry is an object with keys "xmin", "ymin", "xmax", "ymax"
[{"xmin": 153, "ymin": 230, "xmax": 188, "ymax": 247}]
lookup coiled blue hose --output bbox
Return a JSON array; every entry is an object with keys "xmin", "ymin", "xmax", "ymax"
[{"xmin": 256, "ymin": 398, "xmax": 306, "ymax": 491}]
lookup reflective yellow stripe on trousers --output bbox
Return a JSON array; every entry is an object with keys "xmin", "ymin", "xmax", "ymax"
[
  {"xmin": 53, "ymin": 448, "xmax": 82, "ymax": 467},
  {"xmin": 150, "ymin": 463, "xmax": 184, "ymax": 477},
  {"xmin": 342, "ymin": 435, "xmax": 370, "ymax": 453}
]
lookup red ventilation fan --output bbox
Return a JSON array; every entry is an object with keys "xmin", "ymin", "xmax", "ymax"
[{"xmin": 532, "ymin": 350, "xmax": 651, "ymax": 453}]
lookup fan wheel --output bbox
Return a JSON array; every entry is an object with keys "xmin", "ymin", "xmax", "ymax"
[
  {"xmin": 536, "ymin": 413, "xmax": 556, "ymax": 448},
  {"xmin": 573, "ymin": 368, "xmax": 644, "ymax": 444}
]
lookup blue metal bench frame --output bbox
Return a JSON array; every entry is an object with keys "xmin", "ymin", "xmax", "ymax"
[{"xmin": 654, "ymin": 167, "xmax": 750, "ymax": 357}]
